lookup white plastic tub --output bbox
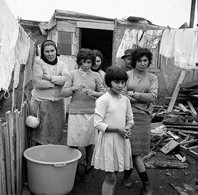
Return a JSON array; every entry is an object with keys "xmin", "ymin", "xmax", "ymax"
[{"xmin": 24, "ymin": 145, "xmax": 82, "ymax": 195}]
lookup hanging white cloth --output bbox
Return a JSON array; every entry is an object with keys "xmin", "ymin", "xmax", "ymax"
[
  {"xmin": 174, "ymin": 28, "xmax": 198, "ymax": 69},
  {"xmin": 116, "ymin": 29, "xmax": 140, "ymax": 58},
  {"xmin": 0, "ymin": 0, "xmax": 19, "ymax": 90},
  {"xmin": 159, "ymin": 29, "xmax": 176, "ymax": 58}
]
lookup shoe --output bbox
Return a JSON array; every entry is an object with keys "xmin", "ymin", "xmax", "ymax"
[
  {"xmin": 123, "ymin": 177, "xmax": 133, "ymax": 188},
  {"xmin": 83, "ymin": 173, "xmax": 92, "ymax": 183},
  {"xmin": 142, "ymin": 182, "xmax": 153, "ymax": 195}
]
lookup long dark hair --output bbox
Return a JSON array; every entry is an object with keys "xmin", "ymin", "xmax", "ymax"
[{"xmin": 92, "ymin": 49, "xmax": 104, "ymax": 72}]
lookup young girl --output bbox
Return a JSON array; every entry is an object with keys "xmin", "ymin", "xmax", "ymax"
[
  {"xmin": 61, "ymin": 48, "xmax": 105, "ymax": 182},
  {"xmin": 92, "ymin": 66, "xmax": 134, "ymax": 195}
]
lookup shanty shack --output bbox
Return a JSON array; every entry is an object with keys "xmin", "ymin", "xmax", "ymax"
[
  {"xmin": 20, "ymin": 9, "xmax": 170, "ymax": 104},
  {"xmin": 33, "ymin": 9, "xmax": 165, "ymax": 70}
]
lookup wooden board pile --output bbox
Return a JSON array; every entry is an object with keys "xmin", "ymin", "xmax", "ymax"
[{"xmin": 151, "ymin": 70, "xmax": 198, "ymax": 160}]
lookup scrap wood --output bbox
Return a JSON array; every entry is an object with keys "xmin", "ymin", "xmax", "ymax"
[
  {"xmin": 175, "ymin": 154, "xmax": 186, "ymax": 162},
  {"xmin": 178, "ymin": 103, "xmax": 190, "ymax": 113},
  {"xmin": 165, "ymin": 125, "xmax": 198, "ymax": 130},
  {"xmin": 169, "ymin": 182, "xmax": 198, "ymax": 195},
  {"xmin": 180, "ymin": 145, "xmax": 198, "ymax": 160},
  {"xmin": 167, "ymin": 131, "xmax": 180, "ymax": 140},
  {"xmin": 179, "ymin": 134, "xmax": 191, "ymax": 145},
  {"xmin": 155, "ymin": 160, "xmax": 188, "ymax": 169},
  {"xmin": 151, "ymin": 135, "xmax": 167, "ymax": 151},
  {"xmin": 180, "ymin": 139, "xmax": 198, "ymax": 146},
  {"xmin": 163, "ymin": 121, "xmax": 198, "ymax": 126},
  {"xmin": 166, "ymin": 70, "xmax": 186, "ymax": 113},
  {"xmin": 168, "ymin": 128, "xmax": 198, "ymax": 135},
  {"xmin": 160, "ymin": 139, "xmax": 179, "ymax": 154},
  {"xmin": 187, "ymin": 100, "xmax": 197, "ymax": 116},
  {"xmin": 169, "ymin": 183, "xmax": 190, "ymax": 195}
]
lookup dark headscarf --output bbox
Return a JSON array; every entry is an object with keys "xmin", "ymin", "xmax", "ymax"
[{"xmin": 40, "ymin": 40, "xmax": 58, "ymax": 65}]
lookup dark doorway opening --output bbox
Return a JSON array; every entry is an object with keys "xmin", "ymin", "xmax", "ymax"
[{"xmin": 80, "ymin": 28, "xmax": 113, "ymax": 71}]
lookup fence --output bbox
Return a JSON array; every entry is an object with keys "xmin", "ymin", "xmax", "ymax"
[{"xmin": 0, "ymin": 102, "xmax": 28, "ymax": 195}]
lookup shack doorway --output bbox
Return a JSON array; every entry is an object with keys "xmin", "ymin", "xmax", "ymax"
[{"xmin": 80, "ymin": 28, "xmax": 113, "ymax": 71}]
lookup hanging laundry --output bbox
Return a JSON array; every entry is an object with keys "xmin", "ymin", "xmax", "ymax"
[
  {"xmin": 13, "ymin": 25, "xmax": 30, "ymax": 88},
  {"xmin": 174, "ymin": 28, "xmax": 198, "ymax": 69},
  {"xmin": 0, "ymin": 0, "xmax": 19, "ymax": 90},
  {"xmin": 116, "ymin": 29, "xmax": 140, "ymax": 58},
  {"xmin": 138, "ymin": 29, "xmax": 163, "ymax": 49}
]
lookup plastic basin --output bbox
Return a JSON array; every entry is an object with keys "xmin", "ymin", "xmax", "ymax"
[{"xmin": 24, "ymin": 145, "xmax": 82, "ymax": 195}]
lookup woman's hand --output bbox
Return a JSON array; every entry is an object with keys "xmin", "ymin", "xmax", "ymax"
[{"xmin": 42, "ymin": 74, "xmax": 52, "ymax": 81}]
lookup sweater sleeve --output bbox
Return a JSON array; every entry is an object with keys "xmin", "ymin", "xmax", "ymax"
[
  {"xmin": 61, "ymin": 73, "xmax": 74, "ymax": 97},
  {"xmin": 51, "ymin": 61, "xmax": 68, "ymax": 86},
  {"xmin": 126, "ymin": 97, "xmax": 134, "ymax": 126},
  {"xmin": 135, "ymin": 74, "xmax": 158, "ymax": 103},
  {"xmin": 33, "ymin": 59, "xmax": 54, "ymax": 89},
  {"xmin": 94, "ymin": 97, "xmax": 108, "ymax": 132}
]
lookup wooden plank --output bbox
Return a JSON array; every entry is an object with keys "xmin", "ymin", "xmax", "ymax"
[
  {"xmin": 169, "ymin": 183, "xmax": 190, "ymax": 195},
  {"xmin": 14, "ymin": 110, "xmax": 22, "ymax": 195},
  {"xmin": 180, "ymin": 145, "xmax": 198, "ymax": 160},
  {"xmin": 166, "ymin": 125, "xmax": 198, "ymax": 130},
  {"xmin": 166, "ymin": 70, "xmax": 186, "ymax": 113},
  {"xmin": 77, "ymin": 21, "xmax": 114, "ymax": 30},
  {"xmin": 168, "ymin": 128, "xmax": 198, "ymax": 135},
  {"xmin": 155, "ymin": 161, "xmax": 188, "ymax": 169},
  {"xmin": 0, "ymin": 124, "xmax": 7, "ymax": 195},
  {"xmin": 187, "ymin": 101, "xmax": 197, "ymax": 115},
  {"xmin": 5, "ymin": 111, "xmax": 15, "ymax": 195},
  {"xmin": 160, "ymin": 139, "xmax": 179, "ymax": 154},
  {"xmin": 178, "ymin": 103, "xmax": 189, "ymax": 112},
  {"xmin": 1, "ymin": 123, "xmax": 11, "ymax": 195}
]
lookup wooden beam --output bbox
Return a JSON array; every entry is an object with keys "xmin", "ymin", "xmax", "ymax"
[
  {"xmin": 166, "ymin": 70, "xmax": 186, "ymax": 113},
  {"xmin": 189, "ymin": 0, "xmax": 196, "ymax": 28},
  {"xmin": 187, "ymin": 100, "xmax": 197, "ymax": 115}
]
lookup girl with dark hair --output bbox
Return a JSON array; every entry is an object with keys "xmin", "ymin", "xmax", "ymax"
[
  {"xmin": 29, "ymin": 40, "xmax": 68, "ymax": 145},
  {"xmin": 123, "ymin": 47, "xmax": 158, "ymax": 195},
  {"xmin": 92, "ymin": 66, "xmax": 134, "ymax": 195},
  {"xmin": 61, "ymin": 48, "xmax": 105, "ymax": 182}
]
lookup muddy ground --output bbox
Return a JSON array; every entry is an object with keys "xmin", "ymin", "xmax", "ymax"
[
  {"xmin": 23, "ymin": 123, "xmax": 198, "ymax": 195},
  {"xmin": 67, "ymin": 152, "xmax": 198, "ymax": 195}
]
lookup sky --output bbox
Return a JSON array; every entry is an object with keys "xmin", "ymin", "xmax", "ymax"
[{"xmin": 4, "ymin": 0, "xmax": 197, "ymax": 28}]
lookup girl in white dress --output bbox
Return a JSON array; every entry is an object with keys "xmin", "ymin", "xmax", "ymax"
[{"xmin": 92, "ymin": 66, "xmax": 134, "ymax": 195}]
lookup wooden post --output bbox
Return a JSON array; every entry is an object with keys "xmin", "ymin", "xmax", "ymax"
[
  {"xmin": 0, "ymin": 123, "xmax": 7, "ymax": 195},
  {"xmin": 166, "ymin": 70, "xmax": 186, "ymax": 113},
  {"xmin": 1, "ymin": 123, "xmax": 12, "ymax": 195},
  {"xmin": 5, "ymin": 111, "xmax": 15, "ymax": 195},
  {"xmin": 189, "ymin": 0, "xmax": 196, "ymax": 27}
]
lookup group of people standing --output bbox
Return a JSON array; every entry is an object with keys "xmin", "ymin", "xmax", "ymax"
[{"xmin": 28, "ymin": 39, "xmax": 158, "ymax": 195}]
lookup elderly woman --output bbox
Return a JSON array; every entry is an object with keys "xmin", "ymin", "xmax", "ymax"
[
  {"xmin": 123, "ymin": 47, "xmax": 158, "ymax": 195},
  {"xmin": 29, "ymin": 40, "xmax": 68, "ymax": 145}
]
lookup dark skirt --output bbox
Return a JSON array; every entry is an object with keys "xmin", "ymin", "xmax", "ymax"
[
  {"xmin": 130, "ymin": 112, "xmax": 152, "ymax": 155},
  {"xmin": 28, "ymin": 97, "xmax": 64, "ymax": 145}
]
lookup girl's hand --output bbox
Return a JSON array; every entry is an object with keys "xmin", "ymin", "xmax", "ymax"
[
  {"xmin": 118, "ymin": 128, "xmax": 130, "ymax": 139},
  {"xmin": 85, "ymin": 89, "xmax": 96, "ymax": 97},
  {"xmin": 72, "ymin": 84, "xmax": 86, "ymax": 92}
]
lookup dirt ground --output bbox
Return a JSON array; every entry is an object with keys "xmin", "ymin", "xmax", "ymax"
[
  {"xmin": 67, "ymin": 152, "xmax": 198, "ymax": 195},
  {"xmin": 23, "ymin": 123, "xmax": 198, "ymax": 195}
]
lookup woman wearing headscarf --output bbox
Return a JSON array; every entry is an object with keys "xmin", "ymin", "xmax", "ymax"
[{"xmin": 28, "ymin": 40, "xmax": 68, "ymax": 145}]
